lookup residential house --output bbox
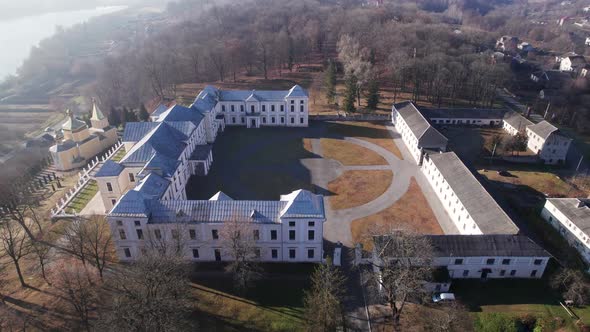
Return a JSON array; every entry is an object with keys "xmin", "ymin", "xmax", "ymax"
[
  {"xmin": 496, "ymin": 36, "xmax": 519, "ymax": 53},
  {"xmin": 503, "ymin": 111, "xmax": 533, "ymax": 135},
  {"xmin": 421, "ymin": 151, "xmax": 520, "ymax": 235},
  {"xmin": 526, "ymin": 121, "xmax": 572, "ymax": 164},
  {"xmin": 542, "ymin": 198, "xmax": 590, "ymax": 263},
  {"xmin": 391, "ymin": 101, "xmax": 448, "ymax": 164},
  {"xmin": 518, "ymin": 42, "xmax": 535, "ymax": 52},
  {"xmin": 559, "ymin": 54, "xmax": 588, "ymax": 75},
  {"xmin": 421, "ymin": 108, "xmax": 506, "ymax": 127},
  {"xmin": 50, "ymin": 103, "xmax": 118, "ymax": 171},
  {"xmin": 371, "ymin": 234, "xmax": 550, "ymax": 279},
  {"xmin": 530, "ymin": 70, "xmax": 572, "ymax": 90}
]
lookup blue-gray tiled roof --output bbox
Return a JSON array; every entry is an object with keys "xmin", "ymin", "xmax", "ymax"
[{"xmin": 95, "ymin": 160, "xmax": 124, "ymax": 178}]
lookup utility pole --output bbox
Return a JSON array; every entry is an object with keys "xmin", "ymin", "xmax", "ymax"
[
  {"xmin": 572, "ymin": 155, "xmax": 584, "ymax": 186},
  {"xmin": 544, "ymin": 102, "xmax": 551, "ymax": 119},
  {"xmin": 491, "ymin": 142, "xmax": 498, "ymax": 166}
]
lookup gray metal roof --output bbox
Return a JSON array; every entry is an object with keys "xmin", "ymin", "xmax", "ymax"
[
  {"xmin": 427, "ymin": 152, "xmax": 519, "ymax": 234},
  {"xmin": 374, "ymin": 235, "xmax": 549, "ymax": 257},
  {"xmin": 527, "ymin": 120, "xmax": 560, "ymax": 140},
  {"xmin": 280, "ymin": 189, "xmax": 325, "ymax": 219},
  {"xmin": 210, "ymin": 191, "xmax": 234, "ymax": 201},
  {"xmin": 95, "ymin": 160, "xmax": 124, "ymax": 178},
  {"xmin": 422, "ymin": 107, "xmax": 507, "ymax": 120},
  {"xmin": 393, "ymin": 101, "xmax": 448, "ymax": 148},
  {"xmin": 122, "ymin": 122, "xmax": 159, "ymax": 142},
  {"xmin": 547, "ymin": 198, "xmax": 590, "ymax": 234},
  {"xmin": 190, "ymin": 144, "xmax": 213, "ymax": 161},
  {"xmin": 503, "ymin": 111, "xmax": 533, "ymax": 131}
]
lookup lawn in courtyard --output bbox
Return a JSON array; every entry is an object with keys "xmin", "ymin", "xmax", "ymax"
[
  {"xmin": 325, "ymin": 121, "xmax": 404, "ymax": 160},
  {"xmin": 65, "ymin": 180, "xmax": 98, "ymax": 213},
  {"xmin": 110, "ymin": 147, "xmax": 126, "ymax": 162},
  {"xmin": 478, "ymin": 167, "xmax": 584, "ymax": 197},
  {"xmin": 320, "ymin": 138, "xmax": 387, "ymax": 166},
  {"xmin": 328, "ymin": 170, "xmax": 392, "ymax": 210},
  {"xmin": 350, "ymin": 178, "xmax": 442, "ymax": 248}
]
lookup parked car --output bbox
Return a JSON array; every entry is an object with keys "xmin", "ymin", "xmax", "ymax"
[
  {"xmin": 497, "ymin": 170, "xmax": 511, "ymax": 177},
  {"xmin": 432, "ymin": 293, "xmax": 455, "ymax": 303}
]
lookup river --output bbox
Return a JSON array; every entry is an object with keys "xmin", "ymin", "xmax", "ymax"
[{"xmin": 0, "ymin": 6, "xmax": 127, "ymax": 79}]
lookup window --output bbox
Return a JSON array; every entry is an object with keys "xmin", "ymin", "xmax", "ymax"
[
  {"xmin": 510, "ymin": 270, "xmax": 516, "ymax": 276},
  {"xmin": 107, "ymin": 182, "xmax": 113, "ymax": 192},
  {"xmin": 124, "ymin": 248, "xmax": 131, "ymax": 258},
  {"xmin": 116, "ymin": 220, "xmax": 123, "ymax": 226},
  {"xmin": 291, "ymin": 100, "xmax": 295, "ymax": 104},
  {"xmin": 212, "ymin": 229, "xmax": 219, "ymax": 240},
  {"xmin": 281, "ymin": 117, "xmax": 285, "ymax": 124},
  {"xmin": 454, "ymin": 258, "xmax": 463, "ymax": 265},
  {"xmin": 240, "ymin": 105, "xmax": 244, "ymax": 112},
  {"xmin": 262, "ymin": 117, "xmax": 266, "ymax": 124},
  {"xmin": 289, "ymin": 230, "xmax": 296, "ymax": 240},
  {"xmin": 308, "ymin": 230, "xmax": 315, "ymax": 241},
  {"xmin": 253, "ymin": 230, "xmax": 260, "ymax": 241},
  {"xmin": 136, "ymin": 229, "xmax": 143, "ymax": 240},
  {"xmin": 271, "ymin": 105, "xmax": 275, "ymax": 112},
  {"xmin": 222, "ymin": 105, "xmax": 226, "ymax": 112},
  {"xmin": 129, "ymin": 173, "xmax": 135, "ymax": 182},
  {"xmin": 289, "ymin": 221, "xmax": 295, "ymax": 227},
  {"xmin": 111, "ymin": 199, "xmax": 116, "ymax": 205},
  {"xmin": 171, "ymin": 229, "xmax": 179, "ymax": 239},
  {"xmin": 291, "ymin": 106, "xmax": 294, "ymax": 112},
  {"xmin": 289, "ymin": 249, "xmax": 296, "ymax": 259},
  {"xmin": 499, "ymin": 259, "xmax": 510, "ymax": 265},
  {"xmin": 500, "ymin": 270, "xmax": 506, "ymax": 276},
  {"xmin": 531, "ymin": 270, "xmax": 537, "ymax": 277},
  {"xmin": 192, "ymin": 249, "xmax": 199, "ymax": 258},
  {"xmin": 280, "ymin": 105, "xmax": 284, "ymax": 112},
  {"xmin": 189, "ymin": 229, "xmax": 196, "ymax": 240},
  {"xmin": 307, "ymin": 249, "xmax": 314, "ymax": 259},
  {"xmin": 486, "ymin": 258, "xmax": 495, "ymax": 265},
  {"xmin": 119, "ymin": 229, "xmax": 127, "ymax": 240},
  {"xmin": 271, "ymin": 230, "xmax": 277, "ymax": 240},
  {"xmin": 241, "ymin": 117, "xmax": 245, "ymax": 124},
  {"xmin": 154, "ymin": 229, "xmax": 162, "ymax": 239},
  {"xmin": 134, "ymin": 220, "xmax": 141, "ymax": 226},
  {"xmin": 262, "ymin": 105, "xmax": 266, "ymax": 112},
  {"xmin": 251, "ymin": 105, "xmax": 255, "ymax": 113},
  {"xmin": 462, "ymin": 270, "xmax": 469, "ymax": 277},
  {"xmin": 271, "ymin": 117, "xmax": 275, "ymax": 123},
  {"xmin": 300, "ymin": 118, "xmax": 304, "ymax": 124},
  {"xmin": 291, "ymin": 118, "xmax": 294, "ymax": 124},
  {"xmin": 231, "ymin": 105, "xmax": 235, "ymax": 112},
  {"xmin": 308, "ymin": 221, "xmax": 315, "ymax": 227},
  {"xmin": 300, "ymin": 105, "xmax": 304, "ymax": 112},
  {"xmin": 271, "ymin": 249, "xmax": 278, "ymax": 259},
  {"xmin": 534, "ymin": 259, "xmax": 543, "ymax": 265},
  {"xmin": 232, "ymin": 117, "xmax": 236, "ymax": 124}
]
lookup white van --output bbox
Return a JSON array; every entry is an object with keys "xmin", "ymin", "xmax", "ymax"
[{"xmin": 432, "ymin": 293, "xmax": 455, "ymax": 303}]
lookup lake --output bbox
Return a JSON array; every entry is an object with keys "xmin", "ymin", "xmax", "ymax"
[{"xmin": 0, "ymin": 6, "xmax": 126, "ymax": 80}]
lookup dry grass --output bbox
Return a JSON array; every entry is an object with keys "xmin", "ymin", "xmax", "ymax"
[
  {"xmin": 328, "ymin": 170, "xmax": 393, "ymax": 210},
  {"xmin": 478, "ymin": 168, "xmax": 585, "ymax": 197},
  {"xmin": 327, "ymin": 121, "xmax": 404, "ymax": 160},
  {"xmin": 351, "ymin": 178, "xmax": 443, "ymax": 248},
  {"xmin": 302, "ymin": 138, "xmax": 314, "ymax": 154},
  {"xmin": 320, "ymin": 138, "xmax": 387, "ymax": 166}
]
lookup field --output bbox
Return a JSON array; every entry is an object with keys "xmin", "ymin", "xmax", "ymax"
[
  {"xmin": 0, "ymin": 106, "xmax": 62, "ymax": 157},
  {"xmin": 328, "ymin": 170, "xmax": 393, "ymax": 210},
  {"xmin": 479, "ymin": 167, "xmax": 584, "ymax": 197},
  {"xmin": 350, "ymin": 178, "xmax": 442, "ymax": 248},
  {"xmin": 320, "ymin": 138, "xmax": 387, "ymax": 166},
  {"xmin": 325, "ymin": 121, "xmax": 404, "ymax": 160}
]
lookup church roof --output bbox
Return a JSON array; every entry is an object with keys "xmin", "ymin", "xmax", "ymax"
[
  {"xmin": 62, "ymin": 109, "xmax": 87, "ymax": 131},
  {"xmin": 91, "ymin": 101, "xmax": 106, "ymax": 121}
]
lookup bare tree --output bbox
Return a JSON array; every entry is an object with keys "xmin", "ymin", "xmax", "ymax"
[
  {"xmin": 219, "ymin": 216, "xmax": 262, "ymax": 293},
  {"xmin": 59, "ymin": 218, "xmax": 88, "ymax": 265},
  {"xmin": 31, "ymin": 241, "xmax": 51, "ymax": 284},
  {"xmin": 551, "ymin": 268, "xmax": 590, "ymax": 306},
  {"xmin": 0, "ymin": 218, "xmax": 32, "ymax": 287},
  {"xmin": 49, "ymin": 259, "xmax": 100, "ymax": 331},
  {"xmin": 99, "ymin": 251, "xmax": 193, "ymax": 331},
  {"xmin": 83, "ymin": 215, "xmax": 115, "ymax": 279},
  {"xmin": 303, "ymin": 259, "xmax": 347, "ymax": 332},
  {"xmin": 424, "ymin": 302, "xmax": 472, "ymax": 332},
  {"xmin": 364, "ymin": 230, "xmax": 434, "ymax": 331}
]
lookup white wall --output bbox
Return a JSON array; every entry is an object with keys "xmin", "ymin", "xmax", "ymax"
[
  {"xmin": 542, "ymin": 200, "xmax": 590, "ymax": 263},
  {"xmin": 434, "ymin": 255, "xmax": 548, "ymax": 279}
]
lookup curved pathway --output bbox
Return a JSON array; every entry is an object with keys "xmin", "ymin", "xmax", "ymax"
[{"xmin": 305, "ymin": 125, "xmax": 457, "ymax": 246}]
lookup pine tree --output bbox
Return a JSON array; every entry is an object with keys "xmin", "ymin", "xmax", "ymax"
[
  {"xmin": 138, "ymin": 104, "xmax": 150, "ymax": 122},
  {"xmin": 108, "ymin": 106, "xmax": 121, "ymax": 127},
  {"xmin": 303, "ymin": 259, "xmax": 346, "ymax": 332},
  {"xmin": 342, "ymin": 74, "xmax": 357, "ymax": 113},
  {"xmin": 324, "ymin": 60, "xmax": 336, "ymax": 104},
  {"xmin": 365, "ymin": 78, "xmax": 380, "ymax": 110}
]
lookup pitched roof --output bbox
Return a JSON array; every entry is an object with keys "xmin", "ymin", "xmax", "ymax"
[
  {"xmin": 91, "ymin": 102, "xmax": 105, "ymax": 121},
  {"xmin": 110, "ymin": 190, "xmax": 152, "ymax": 217},
  {"xmin": 158, "ymin": 104, "xmax": 205, "ymax": 126},
  {"xmin": 427, "ymin": 152, "xmax": 519, "ymax": 234},
  {"xmin": 427, "ymin": 235, "xmax": 549, "ymax": 257},
  {"xmin": 134, "ymin": 172, "xmax": 169, "ymax": 200},
  {"xmin": 394, "ymin": 101, "xmax": 448, "ymax": 148},
  {"xmin": 95, "ymin": 160, "xmax": 124, "ymax": 178},
  {"xmin": 422, "ymin": 107, "xmax": 507, "ymax": 120},
  {"xmin": 280, "ymin": 189, "xmax": 325, "ymax": 219},
  {"xmin": 286, "ymin": 85, "xmax": 308, "ymax": 98},
  {"xmin": 527, "ymin": 120, "xmax": 560, "ymax": 140},
  {"xmin": 210, "ymin": 191, "xmax": 234, "ymax": 201},
  {"xmin": 122, "ymin": 122, "xmax": 159, "ymax": 142},
  {"xmin": 245, "ymin": 92, "xmax": 261, "ymax": 102},
  {"xmin": 547, "ymin": 198, "xmax": 590, "ymax": 234},
  {"xmin": 151, "ymin": 104, "xmax": 170, "ymax": 117},
  {"xmin": 62, "ymin": 110, "xmax": 87, "ymax": 131},
  {"xmin": 503, "ymin": 111, "xmax": 533, "ymax": 131}
]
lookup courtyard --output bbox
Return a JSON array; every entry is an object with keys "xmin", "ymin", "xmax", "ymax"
[{"xmin": 186, "ymin": 121, "xmax": 453, "ymax": 246}]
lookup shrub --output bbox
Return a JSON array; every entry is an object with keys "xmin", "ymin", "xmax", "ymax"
[{"xmin": 474, "ymin": 313, "xmax": 518, "ymax": 332}]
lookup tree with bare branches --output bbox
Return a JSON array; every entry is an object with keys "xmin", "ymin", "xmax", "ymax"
[
  {"xmin": 0, "ymin": 218, "xmax": 32, "ymax": 287},
  {"xmin": 219, "ymin": 216, "xmax": 262, "ymax": 293},
  {"xmin": 551, "ymin": 268, "xmax": 590, "ymax": 306},
  {"xmin": 83, "ymin": 216, "xmax": 115, "ymax": 279},
  {"xmin": 31, "ymin": 240, "xmax": 51, "ymax": 284},
  {"xmin": 364, "ymin": 230, "xmax": 434, "ymax": 331}
]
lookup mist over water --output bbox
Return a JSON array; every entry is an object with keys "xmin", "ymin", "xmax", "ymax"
[{"xmin": 0, "ymin": 6, "xmax": 126, "ymax": 80}]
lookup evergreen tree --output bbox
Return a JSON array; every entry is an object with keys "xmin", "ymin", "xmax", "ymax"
[
  {"xmin": 108, "ymin": 106, "xmax": 121, "ymax": 127},
  {"xmin": 124, "ymin": 107, "xmax": 139, "ymax": 123},
  {"xmin": 342, "ymin": 74, "xmax": 357, "ymax": 113},
  {"xmin": 324, "ymin": 60, "xmax": 336, "ymax": 104},
  {"xmin": 303, "ymin": 259, "xmax": 346, "ymax": 332},
  {"xmin": 365, "ymin": 78, "xmax": 380, "ymax": 110},
  {"xmin": 138, "ymin": 104, "xmax": 150, "ymax": 122}
]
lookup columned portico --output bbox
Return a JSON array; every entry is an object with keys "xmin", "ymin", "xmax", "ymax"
[{"xmin": 246, "ymin": 115, "xmax": 261, "ymax": 128}]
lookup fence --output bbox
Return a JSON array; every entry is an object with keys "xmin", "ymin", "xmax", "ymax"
[{"xmin": 51, "ymin": 141, "xmax": 123, "ymax": 219}]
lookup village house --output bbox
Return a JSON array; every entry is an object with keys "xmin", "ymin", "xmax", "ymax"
[
  {"xmin": 391, "ymin": 101, "xmax": 448, "ymax": 164},
  {"xmin": 541, "ymin": 198, "xmax": 590, "ymax": 264},
  {"xmin": 496, "ymin": 36, "xmax": 519, "ymax": 53},
  {"xmin": 370, "ymin": 234, "xmax": 550, "ymax": 279},
  {"xmin": 422, "ymin": 151, "xmax": 520, "ymax": 235},
  {"xmin": 95, "ymin": 85, "xmax": 320, "ymax": 262},
  {"xmin": 559, "ymin": 54, "xmax": 588, "ymax": 75},
  {"xmin": 503, "ymin": 111, "xmax": 533, "ymax": 135},
  {"xmin": 49, "ymin": 103, "xmax": 118, "ymax": 171},
  {"xmin": 530, "ymin": 70, "xmax": 573, "ymax": 90},
  {"xmin": 526, "ymin": 121, "xmax": 572, "ymax": 165}
]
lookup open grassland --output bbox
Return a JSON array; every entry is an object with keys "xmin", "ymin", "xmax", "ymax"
[
  {"xmin": 320, "ymin": 138, "xmax": 387, "ymax": 166},
  {"xmin": 328, "ymin": 170, "xmax": 393, "ymax": 210},
  {"xmin": 351, "ymin": 178, "xmax": 442, "ymax": 248},
  {"xmin": 326, "ymin": 121, "xmax": 404, "ymax": 160}
]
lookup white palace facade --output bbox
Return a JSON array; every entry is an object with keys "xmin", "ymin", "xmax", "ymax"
[{"xmin": 95, "ymin": 85, "xmax": 323, "ymax": 262}]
